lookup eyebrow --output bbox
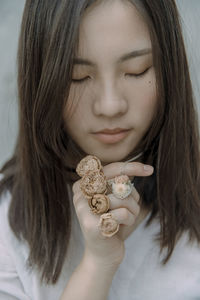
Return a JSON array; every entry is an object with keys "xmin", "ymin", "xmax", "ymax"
[{"xmin": 73, "ymin": 48, "xmax": 152, "ymax": 66}]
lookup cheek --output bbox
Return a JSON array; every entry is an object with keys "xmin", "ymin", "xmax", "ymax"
[
  {"xmin": 127, "ymin": 74, "xmax": 157, "ymax": 120},
  {"xmin": 140, "ymin": 83, "xmax": 157, "ymax": 115}
]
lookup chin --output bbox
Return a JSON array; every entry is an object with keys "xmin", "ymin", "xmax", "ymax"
[
  {"xmin": 82, "ymin": 141, "xmax": 139, "ymax": 165},
  {"xmin": 94, "ymin": 152, "xmax": 130, "ymax": 166}
]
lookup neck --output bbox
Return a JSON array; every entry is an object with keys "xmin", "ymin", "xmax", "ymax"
[{"xmin": 124, "ymin": 151, "xmax": 144, "ymax": 163}]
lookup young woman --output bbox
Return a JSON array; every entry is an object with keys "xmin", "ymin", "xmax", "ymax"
[{"xmin": 0, "ymin": 0, "xmax": 200, "ymax": 299}]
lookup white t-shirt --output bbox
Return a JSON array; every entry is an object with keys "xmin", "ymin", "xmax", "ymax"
[{"xmin": 0, "ymin": 174, "xmax": 200, "ymax": 300}]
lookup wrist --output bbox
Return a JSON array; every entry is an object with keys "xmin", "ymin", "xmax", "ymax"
[
  {"xmin": 82, "ymin": 249, "xmax": 121, "ymax": 275},
  {"xmin": 60, "ymin": 248, "xmax": 120, "ymax": 300}
]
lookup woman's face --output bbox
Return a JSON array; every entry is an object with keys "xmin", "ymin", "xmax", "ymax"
[{"xmin": 63, "ymin": 0, "xmax": 157, "ymax": 164}]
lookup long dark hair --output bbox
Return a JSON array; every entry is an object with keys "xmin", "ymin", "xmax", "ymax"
[{"xmin": 0, "ymin": 0, "xmax": 200, "ymax": 284}]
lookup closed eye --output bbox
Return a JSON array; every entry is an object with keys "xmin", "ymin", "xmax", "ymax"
[
  {"xmin": 125, "ymin": 67, "xmax": 151, "ymax": 78},
  {"xmin": 71, "ymin": 76, "xmax": 90, "ymax": 84},
  {"xmin": 71, "ymin": 67, "xmax": 151, "ymax": 84}
]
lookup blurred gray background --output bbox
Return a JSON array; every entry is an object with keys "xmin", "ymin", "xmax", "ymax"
[{"xmin": 0, "ymin": 0, "xmax": 200, "ymax": 168}]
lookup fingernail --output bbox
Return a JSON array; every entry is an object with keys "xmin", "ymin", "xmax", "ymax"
[{"xmin": 143, "ymin": 165, "xmax": 154, "ymax": 173}]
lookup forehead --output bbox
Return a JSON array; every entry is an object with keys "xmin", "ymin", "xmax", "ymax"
[{"xmin": 76, "ymin": 0, "xmax": 151, "ymax": 60}]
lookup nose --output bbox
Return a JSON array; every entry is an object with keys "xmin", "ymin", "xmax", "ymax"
[{"xmin": 92, "ymin": 80, "xmax": 128, "ymax": 117}]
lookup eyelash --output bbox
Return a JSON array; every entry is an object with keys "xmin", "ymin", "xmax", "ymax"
[
  {"xmin": 71, "ymin": 76, "xmax": 91, "ymax": 84},
  {"xmin": 126, "ymin": 67, "xmax": 150, "ymax": 78},
  {"xmin": 71, "ymin": 68, "xmax": 150, "ymax": 84}
]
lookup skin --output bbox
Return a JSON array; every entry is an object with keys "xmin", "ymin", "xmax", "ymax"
[
  {"xmin": 60, "ymin": 2, "xmax": 156, "ymax": 298},
  {"xmin": 63, "ymin": 0, "xmax": 157, "ymax": 165},
  {"xmin": 65, "ymin": 0, "xmax": 155, "ymax": 256}
]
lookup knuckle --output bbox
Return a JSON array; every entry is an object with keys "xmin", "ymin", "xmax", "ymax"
[
  {"xmin": 135, "ymin": 204, "xmax": 140, "ymax": 216},
  {"xmin": 132, "ymin": 187, "xmax": 140, "ymax": 202},
  {"xmin": 108, "ymin": 193, "xmax": 115, "ymax": 203},
  {"xmin": 135, "ymin": 192, "xmax": 140, "ymax": 203},
  {"xmin": 121, "ymin": 207, "xmax": 129, "ymax": 220}
]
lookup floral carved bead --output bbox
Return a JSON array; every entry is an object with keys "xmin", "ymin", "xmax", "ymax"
[
  {"xmin": 80, "ymin": 170, "xmax": 107, "ymax": 197},
  {"xmin": 112, "ymin": 175, "xmax": 133, "ymax": 199},
  {"xmin": 98, "ymin": 213, "xmax": 119, "ymax": 237},
  {"xmin": 88, "ymin": 194, "xmax": 110, "ymax": 214},
  {"xmin": 76, "ymin": 155, "xmax": 102, "ymax": 177}
]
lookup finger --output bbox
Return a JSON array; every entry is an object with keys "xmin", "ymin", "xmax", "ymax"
[
  {"xmin": 131, "ymin": 186, "xmax": 140, "ymax": 203},
  {"xmin": 73, "ymin": 193, "xmax": 99, "ymax": 227},
  {"xmin": 111, "ymin": 207, "xmax": 136, "ymax": 227},
  {"xmin": 103, "ymin": 162, "xmax": 154, "ymax": 180},
  {"xmin": 108, "ymin": 192, "xmax": 140, "ymax": 217}
]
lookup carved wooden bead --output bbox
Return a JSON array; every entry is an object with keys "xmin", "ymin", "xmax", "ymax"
[
  {"xmin": 99, "ymin": 213, "xmax": 119, "ymax": 237},
  {"xmin": 76, "ymin": 155, "xmax": 102, "ymax": 177},
  {"xmin": 112, "ymin": 175, "xmax": 133, "ymax": 199},
  {"xmin": 80, "ymin": 170, "xmax": 107, "ymax": 197},
  {"xmin": 88, "ymin": 194, "xmax": 110, "ymax": 214}
]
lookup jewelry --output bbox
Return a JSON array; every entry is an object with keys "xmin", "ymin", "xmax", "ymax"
[
  {"xmin": 111, "ymin": 174, "xmax": 134, "ymax": 199},
  {"xmin": 120, "ymin": 151, "xmax": 144, "ymax": 175},
  {"xmin": 80, "ymin": 170, "xmax": 107, "ymax": 198},
  {"xmin": 98, "ymin": 213, "xmax": 119, "ymax": 237},
  {"xmin": 76, "ymin": 155, "xmax": 102, "ymax": 177},
  {"xmin": 88, "ymin": 194, "xmax": 109, "ymax": 214}
]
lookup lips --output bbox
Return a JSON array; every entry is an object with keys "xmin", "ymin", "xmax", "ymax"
[
  {"xmin": 95, "ymin": 128, "xmax": 129, "ymax": 134},
  {"xmin": 93, "ymin": 128, "xmax": 130, "ymax": 144}
]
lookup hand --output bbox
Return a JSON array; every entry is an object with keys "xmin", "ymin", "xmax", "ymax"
[{"xmin": 72, "ymin": 162, "xmax": 154, "ymax": 267}]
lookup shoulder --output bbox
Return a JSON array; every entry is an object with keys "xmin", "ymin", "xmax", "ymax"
[
  {"xmin": 0, "ymin": 173, "xmax": 29, "ymax": 269},
  {"xmin": 0, "ymin": 174, "xmax": 32, "ymax": 299},
  {"xmin": 0, "ymin": 233, "xmax": 31, "ymax": 300},
  {"xmin": 0, "ymin": 173, "xmax": 11, "ymax": 218},
  {"xmin": 170, "ymin": 231, "xmax": 200, "ymax": 272},
  {"xmin": 0, "ymin": 174, "xmax": 12, "ymax": 241},
  {"xmin": 151, "ymin": 229, "xmax": 200, "ymax": 298},
  {"xmin": 163, "ymin": 232, "xmax": 200, "ymax": 298}
]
